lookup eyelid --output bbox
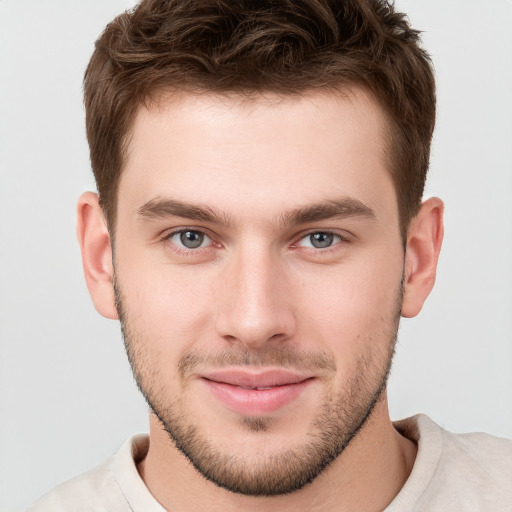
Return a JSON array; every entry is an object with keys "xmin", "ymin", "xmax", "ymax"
[
  {"xmin": 162, "ymin": 226, "xmax": 218, "ymax": 252},
  {"xmin": 292, "ymin": 229, "xmax": 349, "ymax": 245},
  {"xmin": 159, "ymin": 226, "xmax": 351, "ymax": 254}
]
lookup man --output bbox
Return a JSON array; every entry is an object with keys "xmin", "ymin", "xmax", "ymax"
[{"xmin": 28, "ymin": 0, "xmax": 511, "ymax": 510}]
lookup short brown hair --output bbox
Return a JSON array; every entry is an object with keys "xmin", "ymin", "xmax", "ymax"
[{"xmin": 84, "ymin": 0, "xmax": 435, "ymax": 237}]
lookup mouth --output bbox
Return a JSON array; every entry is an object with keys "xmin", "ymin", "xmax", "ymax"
[{"xmin": 200, "ymin": 369, "xmax": 315, "ymax": 416}]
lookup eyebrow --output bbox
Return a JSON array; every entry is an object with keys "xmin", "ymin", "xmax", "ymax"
[
  {"xmin": 136, "ymin": 196, "xmax": 375, "ymax": 226},
  {"xmin": 137, "ymin": 197, "xmax": 232, "ymax": 225},
  {"xmin": 281, "ymin": 198, "xmax": 375, "ymax": 225}
]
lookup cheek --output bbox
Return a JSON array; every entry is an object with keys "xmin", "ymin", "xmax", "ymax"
[
  {"xmin": 116, "ymin": 265, "xmax": 217, "ymax": 398},
  {"xmin": 293, "ymin": 255, "xmax": 403, "ymax": 359},
  {"xmin": 115, "ymin": 253, "xmax": 217, "ymax": 356},
  {"xmin": 147, "ymin": 282, "xmax": 210, "ymax": 332}
]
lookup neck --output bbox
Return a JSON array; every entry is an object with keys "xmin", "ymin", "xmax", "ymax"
[{"xmin": 138, "ymin": 395, "xmax": 417, "ymax": 512}]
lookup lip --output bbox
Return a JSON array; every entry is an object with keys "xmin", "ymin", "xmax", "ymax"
[{"xmin": 200, "ymin": 369, "xmax": 314, "ymax": 416}]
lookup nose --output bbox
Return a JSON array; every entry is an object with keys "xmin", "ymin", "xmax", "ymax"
[{"xmin": 214, "ymin": 247, "xmax": 296, "ymax": 350}]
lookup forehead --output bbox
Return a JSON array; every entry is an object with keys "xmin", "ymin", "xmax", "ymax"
[{"xmin": 119, "ymin": 88, "xmax": 396, "ymax": 224}]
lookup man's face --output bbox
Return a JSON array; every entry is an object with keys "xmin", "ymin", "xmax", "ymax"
[{"xmin": 113, "ymin": 89, "xmax": 405, "ymax": 495}]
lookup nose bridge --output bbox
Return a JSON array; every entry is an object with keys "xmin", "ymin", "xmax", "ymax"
[{"xmin": 215, "ymin": 241, "xmax": 295, "ymax": 348}]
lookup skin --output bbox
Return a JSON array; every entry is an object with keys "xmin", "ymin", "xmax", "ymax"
[{"xmin": 77, "ymin": 88, "xmax": 443, "ymax": 512}]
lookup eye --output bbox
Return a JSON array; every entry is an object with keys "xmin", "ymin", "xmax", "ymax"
[
  {"xmin": 169, "ymin": 229, "xmax": 212, "ymax": 249},
  {"xmin": 297, "ymin": 232, "xmax": 343, "ymax": 249}
]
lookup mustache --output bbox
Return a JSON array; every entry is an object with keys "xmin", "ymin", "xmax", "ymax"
[{"xmin": 178, "ymin": 346, "xmax": 336, "ymax": 379}]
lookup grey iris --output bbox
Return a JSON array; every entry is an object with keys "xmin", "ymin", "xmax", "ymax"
[
  {"xmin": 310, "ymin": 232, "xmax": 334, "ymax": 248},
  {"xmin": 180, "ymin": 231, "xmax": 204, "ymax": 248}
]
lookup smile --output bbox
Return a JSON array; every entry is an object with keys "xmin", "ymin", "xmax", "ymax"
[{"xmin": 200, "ymin": 369, "xmax": 314, "ymax": 416}]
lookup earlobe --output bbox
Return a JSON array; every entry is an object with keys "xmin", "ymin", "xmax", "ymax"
[
  {"xmin": 401, "ymin": 197, "xmax": 444, "ymax": 318},
  {"xmin": 76, "ymin": 192, "xmax": 118, "ymax": 320}
]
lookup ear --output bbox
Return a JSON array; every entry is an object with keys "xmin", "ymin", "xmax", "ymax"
[
  {"xmin": 76, "ymin": 192, "xmax": 118, "ymax": 319},
  {"xmin": 401, "ymin": 197, "xmax": 444, "ymax": 318}
]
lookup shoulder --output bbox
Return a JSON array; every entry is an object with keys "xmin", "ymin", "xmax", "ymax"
[
  {"xmin": 27, "ymin": 435, "xmax": 159, "ymax": 512},
  {"xmin": 390, "ymin": 415, "xmax": 512, "ymax": 511},
  {"xmin": 441, "ymin": 423, "xmax": 512, "ymax": 476},
  {"xmin": 26, "ymin": 456, "xmax": 125, "ymax": 512},
  {"xmin": 436, "ymin": 421, "xmax": 512, "ymax": 505},
  {"xmin": 403, "ymin": 413, "xmax": 512, "ymax": 471}
]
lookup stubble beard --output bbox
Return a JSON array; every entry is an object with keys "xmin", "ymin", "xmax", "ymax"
[{"xmin": 114, "ymin": 278, "xmax": 401, "ymax": 497}]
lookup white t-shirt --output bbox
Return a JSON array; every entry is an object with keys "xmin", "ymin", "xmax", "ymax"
[{"xmin": 28, "ymin": 415, "xmax": 512, "ymax": 511}]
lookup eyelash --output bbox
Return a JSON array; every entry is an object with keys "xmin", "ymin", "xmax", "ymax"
[
  {"xmin": 162, "ymin": 227, "xmax": 217, "ymax": 255},
  {"xmin": 291, "ymin": 231, "xmax": 347, "ymax": 252},
  {"xmin": 162, "ymin": 228, "xmax": 349, "ymax": 255}
]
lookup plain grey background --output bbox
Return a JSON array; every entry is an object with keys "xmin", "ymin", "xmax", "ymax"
[{"xmin": 1, "ymin": 1, "xmax": 511, "ymax": 510}]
